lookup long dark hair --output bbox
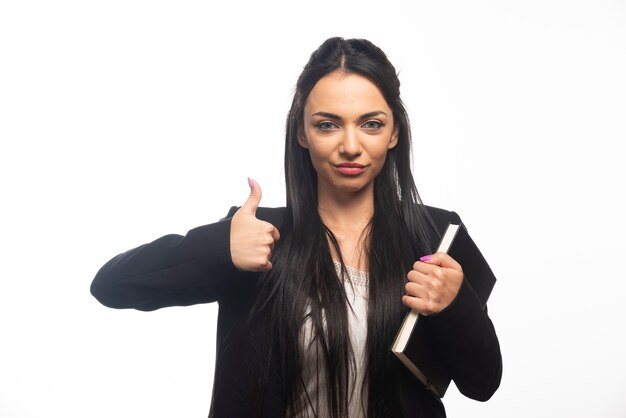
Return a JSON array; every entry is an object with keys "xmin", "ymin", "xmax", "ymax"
[{"xmin": 249, "ymin": 37, "xmax": 440, "ymax": 418}]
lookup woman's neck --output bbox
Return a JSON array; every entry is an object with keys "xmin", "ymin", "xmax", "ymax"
[
  {"xmin": 317, "ymin": 182, "xmax": 374, "ymax": 272},
  {"xmin": 317, "ymin": 182, "xmax": 374, "ymax": 232}
]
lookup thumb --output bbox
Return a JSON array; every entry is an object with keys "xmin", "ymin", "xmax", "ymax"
[
  {"xmin": 240, "ymin": 177, "xmax": 262, "ymax": 215},
  {"xmin": 420, "ymin": 252, "xmax": 462, "ymax": 271}
]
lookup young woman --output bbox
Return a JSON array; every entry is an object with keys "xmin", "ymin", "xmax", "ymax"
[{"xmin": 91, "ymin": 37, "xmax": 502, "ymax": 418}]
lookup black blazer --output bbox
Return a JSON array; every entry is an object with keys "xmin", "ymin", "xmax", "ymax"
[{"xmin": 91, "ymin": 205, "xmax": 502, "ymax": 417}]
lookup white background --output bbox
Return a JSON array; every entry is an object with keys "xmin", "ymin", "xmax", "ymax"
[{"xmin": 1, "ymin": 0, "xmax": 625, "ymax": 417}]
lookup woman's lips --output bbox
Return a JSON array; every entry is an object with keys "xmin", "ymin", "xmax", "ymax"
[{"xmin": 335, "ymin": 164, "xmax": 365, "ymax": 175}]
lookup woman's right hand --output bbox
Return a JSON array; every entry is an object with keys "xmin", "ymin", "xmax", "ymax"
[{"xmin": 230, "ymin": 178, "xmax": 281, "ymax": 272}]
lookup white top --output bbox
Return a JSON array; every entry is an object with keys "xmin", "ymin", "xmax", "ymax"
[{"xmin": 293, "ymin": 261, "xmax": 369, "ymax": 418}]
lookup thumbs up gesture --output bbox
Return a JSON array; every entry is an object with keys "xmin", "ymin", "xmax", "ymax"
[{"xmin": 230, "ymin": 178, "xmax": 281, "ymax": 272}]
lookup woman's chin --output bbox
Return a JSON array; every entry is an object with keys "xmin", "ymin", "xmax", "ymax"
[{"xmin": 328, "ymin": 181, "xmax": 373, "ymax": 196}]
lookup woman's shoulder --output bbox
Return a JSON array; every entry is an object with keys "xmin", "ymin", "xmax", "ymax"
[
  {"xmin": 222, "ymin": 205, "xmax": 461, "ymax": 227},
  {"xmin": 422, "ymin": 204, "xmax": 463, "ymax": 227},
  {"xmin": 222, "ymin": 205, "xmax": 288, "ymax": 230},
  {"xmin": 221, "ymin": 204, "xmax": 464, "ymax": 234}
]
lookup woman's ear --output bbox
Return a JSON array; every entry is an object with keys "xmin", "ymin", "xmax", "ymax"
[
  {"xmin": 297, "ymin": 128, "xmax": 309, "ymax": 149},
  {"xmin": 388, "ymin": 127, "xmax": 399, "ymax": 149}
]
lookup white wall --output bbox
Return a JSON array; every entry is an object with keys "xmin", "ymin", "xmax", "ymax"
[{"xmin": 1, "ymin": 0, "xmax": 625, "ymax": 416}]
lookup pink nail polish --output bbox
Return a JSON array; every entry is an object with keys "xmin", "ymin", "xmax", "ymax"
[
  {"xmin": 420, "ymin": 255, "xmax": 432, "ymax": 261},
  {"xmin": 248, "ymin": 177, "xmax": 254, "ymax": 188}
]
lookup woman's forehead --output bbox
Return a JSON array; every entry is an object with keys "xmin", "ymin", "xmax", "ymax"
[{"xmin": 304, "ymin": 71, "xmax": 391, "ymax": 118}]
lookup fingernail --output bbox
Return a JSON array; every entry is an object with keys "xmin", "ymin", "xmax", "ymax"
[
  {"xmin": 248, "ymin": 177, "xmax": 254, "ymax": 188},
  {"xmin": 420, "ymin": 254, "xmax": 432, "ymax": 261}
]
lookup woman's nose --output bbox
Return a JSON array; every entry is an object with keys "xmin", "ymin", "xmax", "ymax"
[{"xmin": 339, "ymin": 126, "xmax": 362, "ymax": 157}]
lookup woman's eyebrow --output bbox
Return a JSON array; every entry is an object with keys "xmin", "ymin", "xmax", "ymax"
[{"xmin": 311, "ymin": 110, "xmax": 388, "ymax": 120}]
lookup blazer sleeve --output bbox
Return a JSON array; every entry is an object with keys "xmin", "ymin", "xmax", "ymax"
[
  {"xmin": 422, "ymin": 211, "xmax": 503, "ymax": 401},
  {"xmin": 90, "ymin": 206, "xmax": 241, "ymax": 311}
]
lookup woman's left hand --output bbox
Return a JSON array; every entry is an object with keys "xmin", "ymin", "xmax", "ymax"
[{"xmin": 402, "ymin": 252, "xmax": 464, "ymax": 315}]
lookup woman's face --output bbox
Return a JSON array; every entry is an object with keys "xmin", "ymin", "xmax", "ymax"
[{"xmin": 299, "ymin": 70, "xmax": 398, "ymax": 198}]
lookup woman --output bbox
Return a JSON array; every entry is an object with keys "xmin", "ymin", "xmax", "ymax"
[{"xmin": 91, "ymin": 37, "xmax": 502, "ymax": 418}]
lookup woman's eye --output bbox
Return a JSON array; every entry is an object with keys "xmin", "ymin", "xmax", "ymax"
[
  {"xmin": 315, "ymin": 121, "xmax": 338, "ymax": 131},
  {"xmin": 363, "ymin": 120, "xmax": 385, "ymax": 130}
]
